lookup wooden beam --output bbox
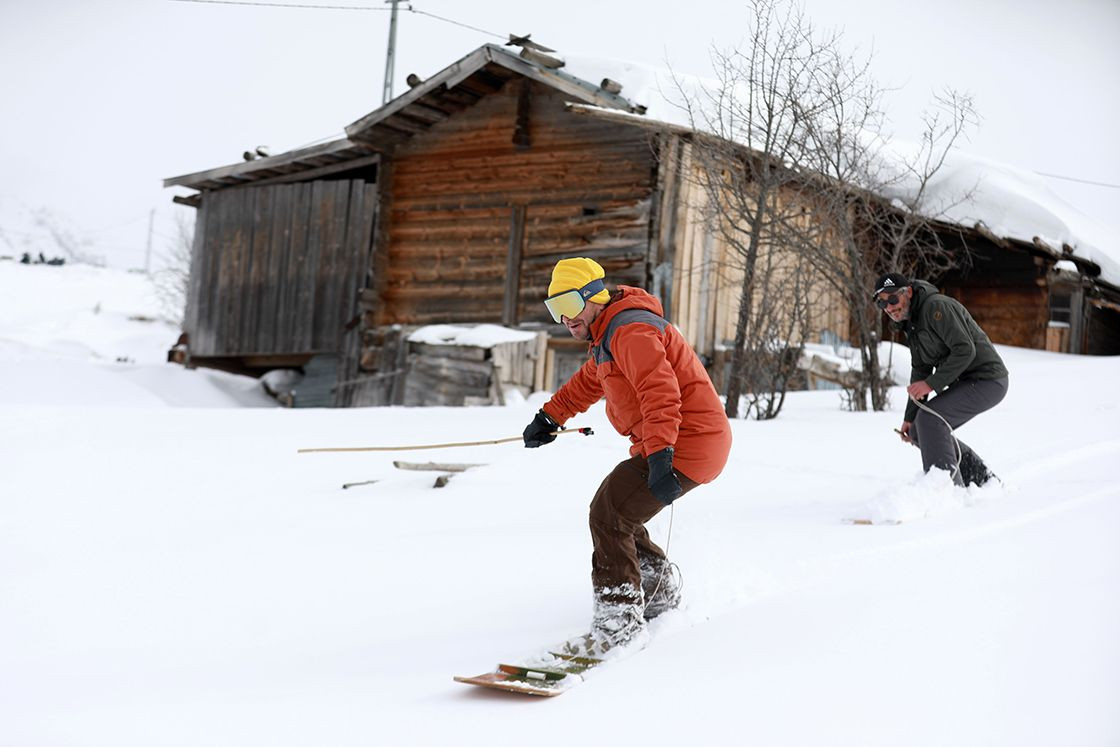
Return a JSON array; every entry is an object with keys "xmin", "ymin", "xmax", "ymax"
[
  {"xmin": 242, "ymin": 154, "xmax": 380, "ymax": 188},
  {"xmin": 164, "ymin": 138, "xmax": 373, "ymax": 188},
  {"xmin": 973, "ymin": 221, "xmax": 1011, "ymax": 249},
  {"xmin": 1032, "ymin": 235, "xmax": 1060, "ymax": 258},
  {"xmin": 346, "ymin": 46, "xmax": 495, "ymax": 137},
  {"xmin": 172, "ymin": 194, "xmax": 201, "ymax": 208}
]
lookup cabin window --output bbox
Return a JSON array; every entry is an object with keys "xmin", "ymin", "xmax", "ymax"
[
  {"xmin": 581, "ymin": 207, "xmax": 599, "ymax": 217},
  {"xmin": 1049, "ymin": 291, "xmax": 1072, "ymax": 325}
]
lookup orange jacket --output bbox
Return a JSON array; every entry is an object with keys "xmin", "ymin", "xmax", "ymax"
[{"xmin": 543, "ymin": 286, "xmax": 732, "ymax": 483}]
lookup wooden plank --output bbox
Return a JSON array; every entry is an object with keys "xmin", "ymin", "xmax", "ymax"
[
  {"xmin": 315, "ymin": 179, "xmax": 344, "ymax": 350},
  {"xmin": 244, "ymin": 185, "xmax": 274, "ymax": 354},
  {"xmin": 194, "ymin": 192, "xmax": 220, "ymax": 355},
  {"xmin": 288, "ymin": 182, "xmax": 316, "ymax": 352},
  {"xmin": 182, "ymin": 197, "xmax": 209, "ymax": 351},
  {"xmin": 392, "ymin": 461, "xmax": 484, "ymax": 472},
  {"xmin": 272, "ymin": 183, "xmax": 299, "ymax": 352},
  {"xmin": 229, "ymin": 187, "xmax": 254, "ymax": 355},
  {"xmin": 261, "ymin": 183, "xmax": 293, "ymax": 354},
  {"xmin": 211, "ymin": 189, "xmax": 235, "ymax": 355}
]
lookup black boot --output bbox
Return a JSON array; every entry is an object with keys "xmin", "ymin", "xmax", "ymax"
[{"xmin": 959, "ymin": 449, "xmax": 998, "ymax": 487}]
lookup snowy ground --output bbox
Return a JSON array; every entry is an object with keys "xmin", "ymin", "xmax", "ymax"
[{"xmin": 1, "ymin": 261, "xmax": 1118, "ymax": 746}]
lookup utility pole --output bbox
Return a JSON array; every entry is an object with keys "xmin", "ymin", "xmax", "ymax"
[{"xmin": 382, "ymin": 0, "xmax": 400, "ymax": 105}]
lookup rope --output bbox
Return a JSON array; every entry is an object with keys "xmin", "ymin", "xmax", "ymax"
[
  {"xmin": 642, "ymin": 503, "xmax": 679, "ymax": 616},
  {"xmin": 298, "ymin": 427, "xmax": 593, "ymax": 453}
]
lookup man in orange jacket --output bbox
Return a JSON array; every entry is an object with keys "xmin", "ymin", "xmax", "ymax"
[{"xmin": 522, "ymin": 257, "xmax": 732, "ymax": 651}]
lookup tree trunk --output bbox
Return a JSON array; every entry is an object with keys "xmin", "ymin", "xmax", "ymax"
[{"xmin": 723, "ymin": 200, "xmax": 766, "ymax": 418}]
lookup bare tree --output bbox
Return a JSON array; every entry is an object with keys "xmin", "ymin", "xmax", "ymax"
[
  {"xmin": 671, "ymin": 0, "xmax": 838, "ymax": 419},
  {"xmin": 675, "ymin": 0, "xmax": 979, "ymax": 413},
  {"xmin": 800, "ymin": 80, "xmax": 978, "ymax": 410},
  {"xmin": 151, "ymin": 208, "xmax": 194, "ymax": 326},
  {"xmin": 871, "ymin": 89, "xmax": 980, "ymax": 279}
]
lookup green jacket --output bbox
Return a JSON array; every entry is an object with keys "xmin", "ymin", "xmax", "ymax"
[{"xmin": 899, "ymin": 280, "xmax": 1009, "ymax": 422}]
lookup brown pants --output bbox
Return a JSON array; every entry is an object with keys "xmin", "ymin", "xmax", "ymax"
[{"xmin": 588, "ymin": 454, "xmax": 700, "ymax": 599}]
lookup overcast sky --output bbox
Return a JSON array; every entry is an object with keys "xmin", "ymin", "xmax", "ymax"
[{"xmin": 1, "ymin": 0, "xmax": 1116, "ymax": 269}]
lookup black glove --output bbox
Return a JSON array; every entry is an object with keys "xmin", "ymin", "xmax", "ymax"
[
  {"xmin": 523, "ymin": 409, "xmax": 561, "ymax": 448},
  {"xmin": 647, "ymin": 447, "xmax": 682, "ymax": 504}
]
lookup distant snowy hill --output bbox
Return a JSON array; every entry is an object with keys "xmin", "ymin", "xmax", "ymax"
[
  {"xmin": 0, "ymin": 261, "xmax": 275, "ymax": 407},
  {"xmin": 1, "ymin": 261, "xmax": 1118, "ymax": 746}
]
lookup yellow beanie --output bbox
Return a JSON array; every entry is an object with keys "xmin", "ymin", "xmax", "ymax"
[{"xmin": 548, "ymin": 258, "xmax": 611, "ymax": 303}]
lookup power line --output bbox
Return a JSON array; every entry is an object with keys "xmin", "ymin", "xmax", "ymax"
[
  {"xmin": 169, "ymin": 0, "xmax": 392, "ymax": 10},
  {"xmin": 1036, "ymin": 171, "xmax": 1120, "ymax": 190},
  {"xmin": 168, "ymin": 0, "xmax": 506, "ymax": 39},
  {"xmin": 409, "ymin": 8, "xmax": 503, "ymax": 39}
]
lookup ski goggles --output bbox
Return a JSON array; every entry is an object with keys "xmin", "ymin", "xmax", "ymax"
[
  {"xmin": 875, "ymin": 293, "xmax": 902, "ymax": 310},
  {"xmin": 544, "ymin": 278, "xmax": 606, "ymax": 323}
]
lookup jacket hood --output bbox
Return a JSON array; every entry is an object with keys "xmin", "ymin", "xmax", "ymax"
[
  {"xmin": 889, "ymin": 279, "xmax": 939, "ymax": 330},
  {"xmin": 590, "ymin": 285, "xmax": 665, "ymax": 342},
  {"xmin": 910, "ymin": 278, "xmax": 940, "ymax": 299}
]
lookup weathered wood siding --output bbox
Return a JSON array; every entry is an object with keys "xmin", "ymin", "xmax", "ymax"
[
  {"xmin": 939, "ymin": 244, "xmax": 1049, "ymax": 349},
  {"xmin": 661, "ymin": 137, "xmax": 848, "ymax": 356},
  {"xmin": 185, "ymin": 179, "xmax": 378, "ymax": 357},
  {"xmin": 371, "ymin": 80, "xmax": 655, "ymax": 327}
]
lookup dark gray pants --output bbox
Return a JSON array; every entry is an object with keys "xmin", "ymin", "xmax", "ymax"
[{"xmin": 910, "ymin": 377, "xmax": 1008, "ymax": 486}]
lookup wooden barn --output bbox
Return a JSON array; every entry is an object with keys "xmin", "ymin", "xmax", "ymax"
[{"xmin": 164, "ymin": 43, "xmax": 1120, "ymax": 406}]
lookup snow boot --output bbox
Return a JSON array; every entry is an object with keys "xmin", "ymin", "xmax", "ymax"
[
  {"xmin": 590, "ymin": 584, "xmax": 648, "ymax": 653},
  {"xmin": 958, "ymin": 449, "xmax": 998, "ymax": 487},
  {"xmin": 639, "ymin": 552, "xmax": 681, "ymax": 620}
]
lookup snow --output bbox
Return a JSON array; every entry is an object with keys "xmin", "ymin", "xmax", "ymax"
[
  {"xmin": 1, "ymin": 261, "xmax": 1118, "ymax": 746},
  {"xmin": 408, "ymin": 323, "xmax": 539, "ymax": 348}
]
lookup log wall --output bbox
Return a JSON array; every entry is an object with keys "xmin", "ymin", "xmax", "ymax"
[
  {"xmin": 939, "ymin": 246, "xmax": 1050, "ymax": 349},
  {"xmin": 371, "ymin": 80, "xmax": 655, "ymax": 328}
]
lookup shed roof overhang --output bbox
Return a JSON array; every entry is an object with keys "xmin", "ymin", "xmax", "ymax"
[{"xmin": 163, "ymin": 138, "xmax": 378, "ymax": 192}]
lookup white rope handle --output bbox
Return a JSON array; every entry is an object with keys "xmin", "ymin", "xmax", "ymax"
[{"xmin": 643, "ymin": 503, "xmax": 678, "ymax": 615}]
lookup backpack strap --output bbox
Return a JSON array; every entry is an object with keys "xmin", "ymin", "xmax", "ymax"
[{"xmin": 591, "ymin": 309, "xmax": 668, "ymax": 365}]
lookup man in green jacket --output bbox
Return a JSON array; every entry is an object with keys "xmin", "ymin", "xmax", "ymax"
[{"xmin": 874, "ymin": 273, "xmax": 1009, "ymax": 486}]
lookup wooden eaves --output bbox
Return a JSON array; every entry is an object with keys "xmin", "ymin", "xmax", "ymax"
[{"xmin": 163, "ymin": 137, "xmax": 379, "ymax": 193}]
